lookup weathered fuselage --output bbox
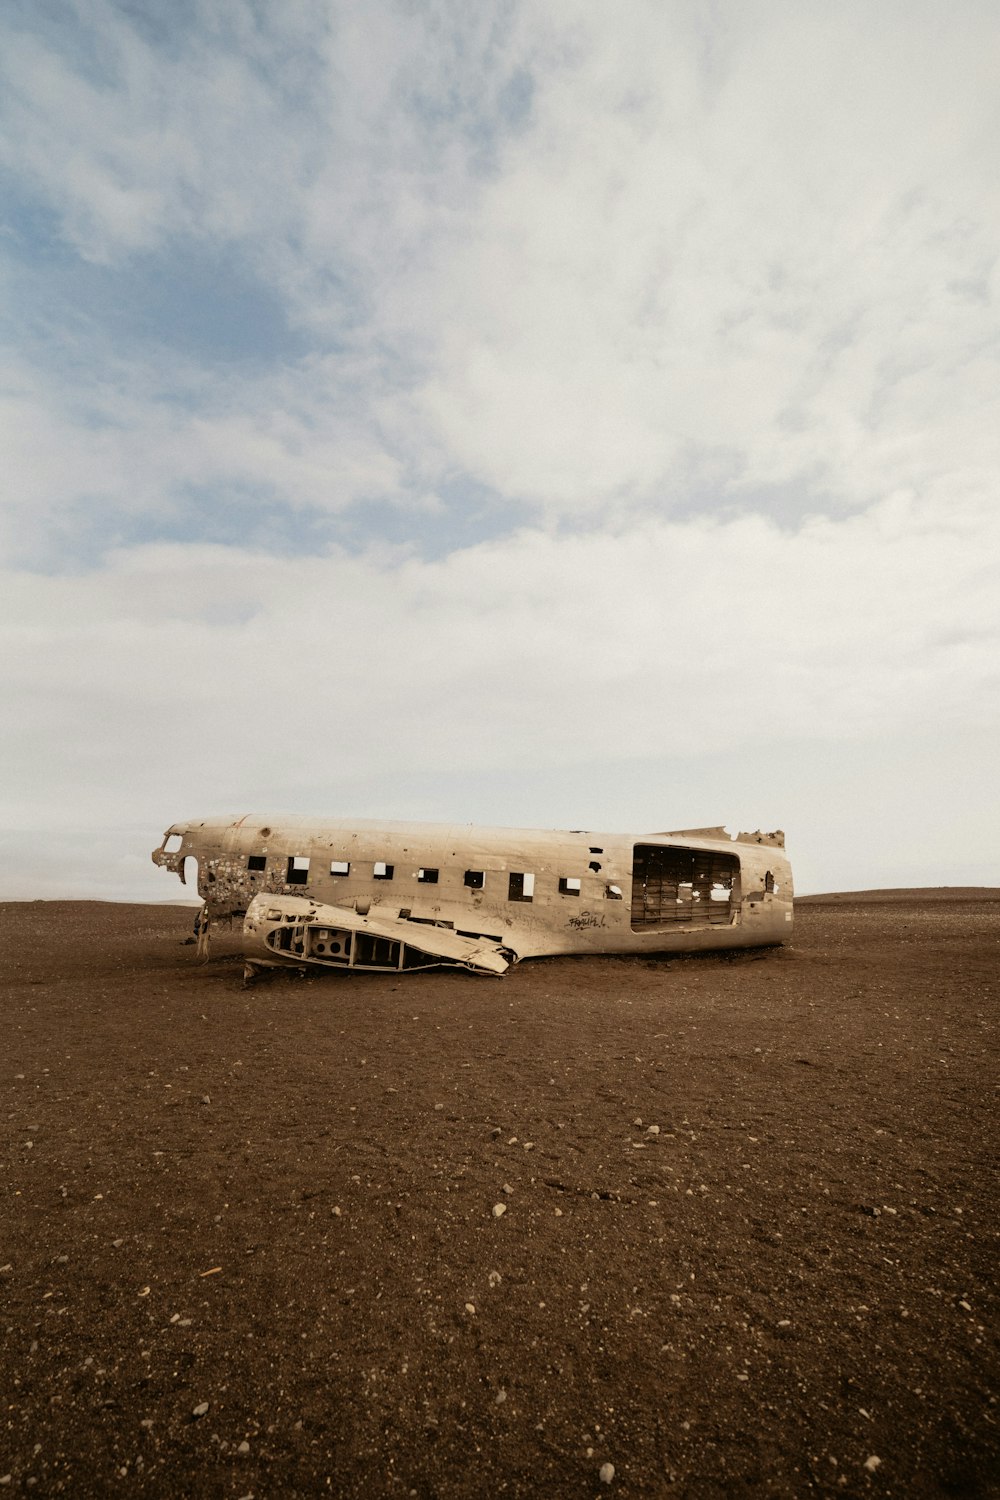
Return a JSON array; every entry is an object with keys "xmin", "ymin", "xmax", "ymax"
[{"xmin": 152, "ymin": 815, "xmax": 792, "ymax": 973}]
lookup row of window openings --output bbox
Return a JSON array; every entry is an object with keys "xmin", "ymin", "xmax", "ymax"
[{"xmin": 266, "ymin": 855, "xmax": 613, "ymax": 901}]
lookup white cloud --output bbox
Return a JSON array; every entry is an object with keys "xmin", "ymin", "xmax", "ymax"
[
  {"xmin": 0, "ymin": 349, "xmax": 407, "ymax": 563},
  {"xmin": 397, "ymin": 2, "xmax": 1000, "ymax": 514},
  {"xmin": 1, "ymin": 491, "xmax": 997, "ymax": 896},
  {"xmin": 1, "ymin": 1, "xmax": 998, "ymax": 899},
  {"xmin": 0, "ymin": 0, "xmax": 325, "ymax": 262},
  {"xmin": 3, "ymin": 0, "xmax": 997, "ymax": 546}
]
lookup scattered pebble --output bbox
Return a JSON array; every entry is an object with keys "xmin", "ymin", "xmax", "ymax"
[
  {"xmin": 192, "ymin": 1402, "xmax": 209, "ymax": 1418},
  {"xmin": 465, "ymin": 1303, "xmax": 476, "ymax": 1315},
  {"xmin": 863, "ymin": 1455, "xmax": 882, "ymax": 1473},
  {"xmin": 495, "ymin": 1389, "xmax": 507, "ymax": 1404},
  {"xmin": 492, "ymin": 1203, "xmax": 506, "ymax": 1218},
  {"xmin": 237, "ymin": 1440, "xmax": 250, "ymax": 1454},
  {"xmin": 646, "ymin": 1124, "xmax": 660, "ymax": 1137},
  {"xmin": 599, "ymin": 1461, "xmax": 615, "ymax": 1484}
]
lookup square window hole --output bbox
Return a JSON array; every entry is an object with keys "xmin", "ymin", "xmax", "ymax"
[
  {"xmin": 558, "ymin": 876, "xmax": 581, "ymax": 895},
  {"xmin": 287, "ymin": 856, "xmax": 310, "ymax": 885},
  {"xmin": 247, "ymin": 855, "xmax": 266, "ymax": 872},
  {"xmin": 464, "ymin": 870, "xmax": 485, "ymax": 889},
  {"xmin": 417, "ymin": 868, "xmax": 439, "ymax": 884},
  {"xmin": 373, "ymin": 861, "xmax": 394, "ymax": 880},
  {"xmin": 509, "ymin": 872, "xmax": 535, "ymax": 902},
  {"xmin": 330, "ymin": 860, "xmax": 350, "ymax": 876}
]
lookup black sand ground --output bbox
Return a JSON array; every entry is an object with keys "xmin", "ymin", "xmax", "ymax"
[{"xmin": 2, "ymin": 894, "xmax": 997, "ymax": 1497}]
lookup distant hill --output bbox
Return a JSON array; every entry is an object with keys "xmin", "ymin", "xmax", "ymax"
[{"xmin": 796, "ymin": 887, "xmax": 999, "ymax": 903}]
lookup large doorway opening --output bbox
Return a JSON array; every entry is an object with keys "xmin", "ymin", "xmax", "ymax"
[{"xmin": 630, "ymin": 845, "xmax": 738, "ymax": 930}]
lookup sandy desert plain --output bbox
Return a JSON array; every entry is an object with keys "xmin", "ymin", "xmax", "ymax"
[{"xmin": 1, "ymin": 890, "xmax": 997, "ymax": 1498}]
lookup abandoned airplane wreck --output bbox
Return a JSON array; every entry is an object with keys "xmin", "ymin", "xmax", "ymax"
[{"xmin": 152, "ymin": 816, "xmax": 793, "ymax": 978}]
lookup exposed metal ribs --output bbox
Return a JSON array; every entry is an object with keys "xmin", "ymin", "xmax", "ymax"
[{"xmin": 630, "ymin": 845, "xmax": 738, "ymax": 929}]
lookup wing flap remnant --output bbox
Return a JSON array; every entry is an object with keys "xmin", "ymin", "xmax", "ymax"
[{"xmin": 243, "ymin": 894, "xmax": 510, "ymax": 978}]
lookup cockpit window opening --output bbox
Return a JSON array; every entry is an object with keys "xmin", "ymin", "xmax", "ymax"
[{"xmin": 163, "ymin": 833, "xmax": 183, "ymax": 854}]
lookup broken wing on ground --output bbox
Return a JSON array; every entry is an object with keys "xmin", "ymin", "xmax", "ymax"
[{"xmin": 243, "ymin": 894, "xmax": 510, "ymax": 977}]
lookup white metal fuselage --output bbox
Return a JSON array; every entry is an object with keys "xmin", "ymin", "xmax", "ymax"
[{"xmin": 152, "ymin": 815, "xmax": 793, "ymax": 970}]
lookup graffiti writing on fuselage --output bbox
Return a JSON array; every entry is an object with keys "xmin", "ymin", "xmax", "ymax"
[{"xmin": 567, "ymin": 910, "xmax": 607, "ymax": 931}]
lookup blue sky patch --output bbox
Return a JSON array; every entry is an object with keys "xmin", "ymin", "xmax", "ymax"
[
  {"xmin": 2, "ymin": 189, "xmax": 312, "ymax": 370},
  {"xmin": 24, "ymin": 471, "xmax": 533, "ymax": 575}
]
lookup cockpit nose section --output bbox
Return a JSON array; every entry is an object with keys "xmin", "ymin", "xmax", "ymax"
[{"xmin": 152, "ymin": 828, "xmax": 186, "ymax": 873}]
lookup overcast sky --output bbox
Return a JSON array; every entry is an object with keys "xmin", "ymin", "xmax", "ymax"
[{"xmin": 2, "ymin": 0, "xmax": 998, "ymax": 901}]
